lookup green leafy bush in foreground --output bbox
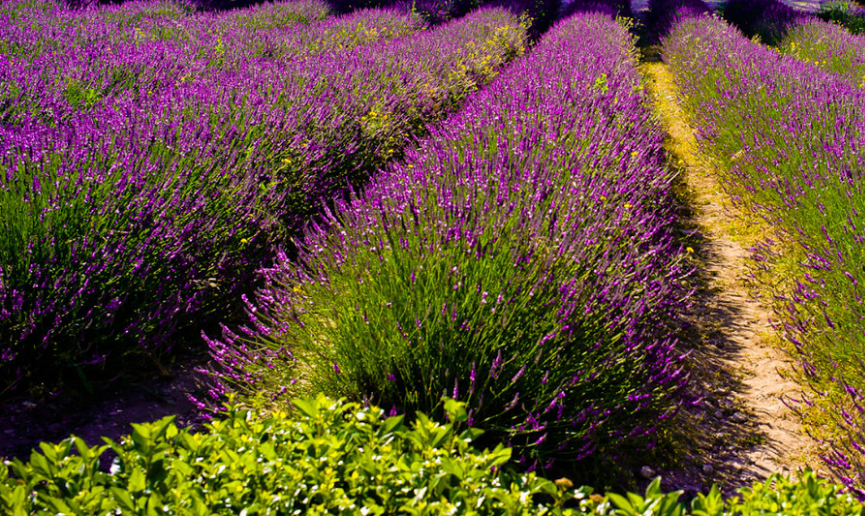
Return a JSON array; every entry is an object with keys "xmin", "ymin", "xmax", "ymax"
[
  {"xmin": 0, "ymin": 396, "xmax": 593, "ymax": 515},
  {"xmin": 2, "ymin": 396, "xmax": 863, "ymax": 515}
]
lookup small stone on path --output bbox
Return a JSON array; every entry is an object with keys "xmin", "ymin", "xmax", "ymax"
[
  {"xmin": 640, "ymin": 466, "xmax": 657, "ymax": 479},
  {"xmin": 730, "ymin": 412, "xmax": 748, "ymax": 424}
]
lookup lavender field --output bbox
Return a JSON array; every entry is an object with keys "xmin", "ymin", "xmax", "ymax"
[
  {"xmin": 0, "ymin": 0, "xmax": 525, "ymax": 393},
  {"xmin": 4, "ymin": 0, "xmax": 865, "ymax": 511}
]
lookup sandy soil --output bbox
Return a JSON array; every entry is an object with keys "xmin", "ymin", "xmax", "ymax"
[
  {"xmin": 0, "ymin": 356, "xmax": 209, "ymax": 463},
  {"xmin": 639, "ymin": 61, "xmax": 825, "ymax": 494}
]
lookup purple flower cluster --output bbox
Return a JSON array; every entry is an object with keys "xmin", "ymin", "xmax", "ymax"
[
  {"xmin": 208, "ymin": 10, "xmax": 693, "ymax": 469},
  {"xmin": 0, "ymin": 0, "xmax": 526, "ymax": 394},
  {"xmin": 664, "ymin": 13, "xmax": 865, "ymax": 497}
]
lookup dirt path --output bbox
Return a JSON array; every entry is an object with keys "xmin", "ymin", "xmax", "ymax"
[
  {"xmin": 778, "ymin": 0, "xmax": 825, "ymax": 12},
  {"xmin": 640, "ymin": 61, "xmax": 823, "ymax": 492},
  {"xmin": 629, "ymin": 0, "xmax": 823, "ymax": 14}
]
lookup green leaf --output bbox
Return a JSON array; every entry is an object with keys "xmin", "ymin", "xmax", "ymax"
[
  {"xmin": 626, "ymin": 491, "xmax": 646, "ymax": 510},
  {"xmin": 146, "ymin": 492, "xmax": 164, "ymax": 516},
  {"xmin": 129, "ymin": 467, "xmax": 146, "ymax": 493},
  {"xmin": 28, "ymin": 453, "xmax": 54, "ymax": 479},
  {"xmin": 645, "ymin": 476, "xmax": 663, "ymax": 499},
  {"xmin": 151, "ymin": 415, "xmax": 177, "ymax": 442},
  {"xmin": 292, "ymin": 398, "xmax": 320, "ymax": 419},
  {"xmin": 6, "ymin": 485, "xmax": 28, "ymax": 512},
  {"xmin": 691, "ymin": 485, "xmax": 723, "ymax": 516},
  {"xmin": 148, "ymin": 459, "xmax": 169, "ymax": 485},
  {"xmin": 486, "ymin": 445, "xmax": 512, "ymax": 467},
  {"xmin": 38, "ymin": 494, "xmax": 73, "ymax": 515},
  {"xmin": 73, "ymin": 437, "xmax": 92, "ymax": 461},
  {"xmin": 443, "ymin": 398, "xmax": 468, "ymax": 423},
  {"xmin": 110, "ymin": 486, "xmax": 137, "ymax": 513},
  {"xmin": 130, "ymin": 423, "xmax": 152, "ymax": 450},
  {"xmin": 606, "ymin": 492, "xmax": 636, "ymax": 515},
  {"xmin": 380, "ymin": 415, "xmax": 405, "ymax": 436},
  {"xmin": 458, "ymin": 427, "xmax": 484, "ymax": 441},
  {"xmin": 428, "ymin": 427, "xmax": 452, "ymax": 449},
  {"xmin": 37, "ymin": 442, "xmax": 58, "ymax": 464}
]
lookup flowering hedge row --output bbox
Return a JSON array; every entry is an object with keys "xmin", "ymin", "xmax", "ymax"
[
  {"xmin": 664, "ymin": 12, "xmax": 865, "ymax": 497},
  {"xmin": 207, "ymin": 10, "xmax": 693, "ymax": 472},
  {"xmin": 0, "ymin": 0, "xmax": 527, "ymax": 395}
]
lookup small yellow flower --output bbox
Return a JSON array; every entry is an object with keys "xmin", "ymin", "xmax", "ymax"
[
  {"xmin": 686, "ymin": 246, "xmax": 694, "ymax": 253},
  {"xmin": 240, "ymin": 238, "xmax": 249, "ymax": 244},
  {"xmin": 624, "ymin": 203, "xmax": 633, "ymax": 209}
]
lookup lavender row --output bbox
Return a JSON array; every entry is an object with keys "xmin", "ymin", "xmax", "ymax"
[
  {"xmin": 206, "ymin": 10, "xmax": 693, "ymax": 471},
  {"xmin": 780, "ymin": 18, "xmax": 865, "ymax": 87},
  {"xmin": 722, "ymin": 0, "xmax": 799, "ymax": 45},
  {"xmin": 664, "ymin": 13, "xmax": 865, "ymax": 495},
  {"xmin": 0, "ymin": 0, "xmax": 330, "ymax": 60},
  {"xmin": 0, "ymin": 3, "xmax": 527, "ymax": 395},
  {"xmin": 0, "ymin": 1, "xmax": 421, "ymax": 125},
  {"xmin": 559, "ymin": 0, "xmax": 631, "ymax": 18}
]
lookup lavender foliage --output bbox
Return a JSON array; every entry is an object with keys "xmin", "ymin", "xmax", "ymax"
[{"xmin": 208, "ymin": 10, "xmax": 693, "ymax": 470}]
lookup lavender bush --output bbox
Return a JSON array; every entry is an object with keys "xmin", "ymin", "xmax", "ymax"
[
  {"xmin": 644, "ymin": 0, "xmax": 709, "ymax": 44},
  {"xmin": 207, "ymin": 10, "xmax": 693, "ymax": 472},
  {"xmin": 664, "ymin": 13, "xmax": 865, "ymax": 497},
  {"xmin": 721, "ymin": 0, "xmax": 800, "ymax": 45},
  {"xmin": 559, "ymin": 0, "xmax": 630, "ymax": 19},
  {"xmin": 780, "ymin": 18, "xmax": 865, "ymax": 86},
  {"xmin": 0, "ymin": 1, "xmax": 527, "ymax": 395},
  {"xmin": 324, "ymin": 0, "xmax": 559, "ymax": 37}
]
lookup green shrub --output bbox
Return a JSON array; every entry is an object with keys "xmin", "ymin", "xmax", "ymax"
[
  {"xmin": 2, "ymin": 395, "xmax": 863, "ymax": 514},
  {"xmin": 597, "ymin": 471, "xmax": 864, "ymax": 516},
  {"xmin": 0, "ymin": 395, "xmax": 598, "ymax": 515}
]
